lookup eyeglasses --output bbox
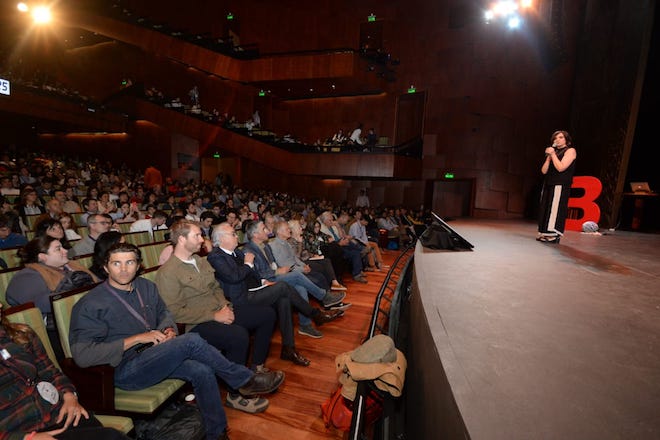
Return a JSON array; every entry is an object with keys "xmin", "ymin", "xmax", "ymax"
[{"xmin": 92, "ymin": 221, "xmax": 112, "ymax": 225}]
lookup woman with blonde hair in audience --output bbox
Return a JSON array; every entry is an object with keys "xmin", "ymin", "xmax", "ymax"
[
  {"xmin": 289, "ymin": 219, "xmax": 346, "ymax": 291},
  {"xmin": 59, "ymin": 212, "xmax": 82, "ymax": 241}
]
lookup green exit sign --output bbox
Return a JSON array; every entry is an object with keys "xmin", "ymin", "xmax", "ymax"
[
  {"xmin": 407, "ymin": 86, "xmax": 416, "ymax": 94},
  {"xmin": 213, "ymin": 152, "xmax": 220, "ymax": 158},
  {"xmin": 368, "ymin": 14, "xmax": 376, "ymax": 22},
  {"xmin": 258, "ymin": 90, "xmax": 266, "ymax": 97},
  {"xmin": 226, "ymin": 13, "xmax": 234, "ymax": 20},
  {"xmin": 444, "ymin": 173, "xmax": 455, "ymax": 179}
]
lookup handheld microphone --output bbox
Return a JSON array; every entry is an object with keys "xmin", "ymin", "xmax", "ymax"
[{"xmin": 546, "ymin": 142, "xmax": 558, "ymax": 156}]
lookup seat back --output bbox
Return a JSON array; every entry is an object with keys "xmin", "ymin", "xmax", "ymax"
[
  {"xmin": 123, "ymin": 231, "xmax": 152, "ymax": 246},
  {"xmin": 0, "ymin": 267, "xmax": 23, "ymax": 307},
  {"xmin": 153, "ymin": 228, "xmax": 169, "ymax": 243},
  {"xmin": 117, "ymin": 222, "xmax": 133, "ymax": 233},
  {"xmin": 50, "ymin": 288, "xmax": 91, "ymax": 358},
  {"xmin": 5, "ymin": 303, "xmax": 60, "ymax": 369},
  {"xmin": 71, "ymin": 253, "xmax": 94, "ymax": 271},
  {"xmin": 0, "ymin": 246, "xmax": 23, "ymax": 269},
  {"xmin": 140, "ymin": 266, "xmax": 160, "ymax": 283},
  {"xmin": 139, "ymin": 241, "xmax": 168, "ymax": 269}
]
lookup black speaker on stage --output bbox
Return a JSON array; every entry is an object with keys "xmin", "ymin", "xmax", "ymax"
[{"xmin": 419, "ymin": 213, "xmax": 474, "ymax": 251}]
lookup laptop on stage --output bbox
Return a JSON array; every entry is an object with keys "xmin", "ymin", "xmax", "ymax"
[{"xmin": 630, "ymin": 182, "xmax": 652, "ymax": 194}]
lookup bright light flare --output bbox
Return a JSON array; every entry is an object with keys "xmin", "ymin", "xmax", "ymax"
[
  {"xmin": 507, "ymin": 16, "xmax": 521, "ymax": 29},
  {"xmin": 520, "ymin": 0, "xmax": 533, "ymax": 8},
  {"xmin": 17, "ymin": 2, "xmax": 29, "ymax": 12},
  {"xmin": 31, "ymin": 6, "xmax": 51, "ymax": 24}
]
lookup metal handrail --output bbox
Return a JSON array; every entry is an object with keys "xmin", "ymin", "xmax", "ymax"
[{"xmin": 349, "ymin": 239, "xmax": 416, "ymax": 440}]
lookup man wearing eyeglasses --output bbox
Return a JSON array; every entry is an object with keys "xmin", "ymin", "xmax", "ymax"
[{"xmin": 68, "ymin": 213, "xmax": 112, "ymax": 258}]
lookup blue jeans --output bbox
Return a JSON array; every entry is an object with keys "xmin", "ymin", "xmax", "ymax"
[
  {"xmin": 275, "ymin": 271, "xmax": 326, "ymax": 327},
  {"xmin": 114, "ymin": 332, "xmax": 253, "ymax": 439}
]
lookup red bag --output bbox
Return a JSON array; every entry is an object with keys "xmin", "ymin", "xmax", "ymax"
[{"xmin": 320, "ymin": 386, "xmax": 383, "ymax": 432}]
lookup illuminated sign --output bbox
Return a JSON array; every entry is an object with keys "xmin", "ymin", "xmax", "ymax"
[{"xmin": 0, "ymin": 78, "xmax": 10, "ymax": 96}]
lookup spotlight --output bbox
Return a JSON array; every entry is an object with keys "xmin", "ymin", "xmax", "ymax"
[
  {"xmin": 17, "ymin": 3, "xmax": 29, "ymax": 12},
  {"xmin": 32, "ymin": 6, "xmax": 52, "ymax": 24},
  {"xmin": 507, "ymin": 16, "xmax": 521, "ymax": 29}
]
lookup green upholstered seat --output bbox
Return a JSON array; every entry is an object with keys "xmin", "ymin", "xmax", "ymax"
[
  {"xmin": 5, "ymin": 305, "xmax": 134, "ymax": 434},
  {"xmin": 0, "ymin": 267, "xmax": 23, "ymax": 307},
  {"xmin": 139, "ymin": 241, "xmax": 168, "ymax": 269},
  {"xmin": 123, "ymin": 231, "xmax": 152, "ymax": 246}
]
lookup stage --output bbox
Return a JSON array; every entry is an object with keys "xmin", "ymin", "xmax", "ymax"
[{"xmin": 405, "ymin": 219, "xmax": 660, "ymax": 439}]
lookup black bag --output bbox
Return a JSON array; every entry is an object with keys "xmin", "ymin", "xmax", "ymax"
[
  {"xmin": 420, "ymin": 224, "xmax": 456, "ymax": 250},
  {"xmin": 134, "ymin": 401, "xmax": 205, "ymax": 440},
  {"xmin": 55, "ymin": 270, "xmax": 95, "ymax": 293}
]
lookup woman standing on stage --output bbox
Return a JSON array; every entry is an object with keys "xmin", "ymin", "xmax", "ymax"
[{"xmin": 537, "ymin": 130, "xmax": 576, "ymax": 243}]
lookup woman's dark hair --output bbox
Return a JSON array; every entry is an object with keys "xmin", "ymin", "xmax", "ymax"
[
  {"xmin": 34, "ymin": 218, "xmax": 71, "ymax": 249},
  {"xmin": 551, "ymin": 130, "xmax": 573, "ymax": 147},
  {"xmin": 89, "ymin": 231, "xmax": 124, "ymax": 279},
  {"xmin": 18, "ymin": 235, "xmax": 59, "ymax": 265}
]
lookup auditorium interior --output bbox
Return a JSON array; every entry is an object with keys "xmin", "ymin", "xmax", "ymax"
[{"xmin": 1, "ymin": 0, "xmax": 659, "ymax": 439}]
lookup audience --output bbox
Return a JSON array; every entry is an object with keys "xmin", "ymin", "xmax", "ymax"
[
  {"xmin": 155, "ymin": 220, "xmax": 278, "ymax": 413},
  {"xmin": 69, "ymin": 243, "xmax": 284, "ymax": 440}
]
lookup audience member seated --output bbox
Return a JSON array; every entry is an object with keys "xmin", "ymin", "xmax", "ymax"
[
  {"xmin": 155, "ymin": 220, "xmax": 277, "ymax": 413},
  {"xmin": 0, "ymin": 303, "xmax": 130, "ymax": 440},
  {"xmin": 88, "ymin": 231, "xmax": 125, "ymax": 280},
  {"xmin": 0, "ymin": 213, "xmax": 28, "ymax": 249},
  {"xmin": 34, "ymin": 217, "xmax": 73, "ymax": 251},
  {"xmin": 5, "ymin": 235, "xmax": 98, "ymax": 360},
  {"xmin": 68, "ymin": 213, "xmax": 112, "ymax": 258},
  {"xmin": 59, "ymin": 212, "xmax": 82, "ymax": 241},
  {"xmin": 287, "ymin": 219, "xmax": 347, "ymax": 292},
  {"xmin": 115, "ymin": 202, "xmax": 140, "ymax": 223},
  {"xmin": 128, "ymin": 209, "xmax": 168, "ymax": 239},
  {"xmin": 16, "ymin": 187, "xmax": 45, "ymax": 229},
  {"xmin": 79, "ymin": 198, "xmax": 99, "ymax": 227},
  {"xmin": 318, "ymin": 211, "xmax": 367, "ymax": 283},
  {"xmin": 70, "ymin": 243, "xmax": 284, "ymax": 440},
  {"xmin": 209, "ymin": 223, "xmax": 340, "ymax": 362},
  {"xmin": 62, "ymin": 187, "xmax": 82, "ymax": 213},
  {"xmin": 242, "ymin": 220, "xmax": 344, "ymax": 340},
  {"xmin": 348, "ymin": 211, "xmax": 385, "ymax": 270},
  {"xmin": 331, "ymin": 129, "xmax": 347, "ymax": 145}
]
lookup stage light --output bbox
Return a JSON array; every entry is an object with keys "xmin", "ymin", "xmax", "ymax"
[
  {"xmin": 31, "ymin": 5, "xmax": 51, "ymax": 24},
  {"xmin": 17, "ymin": 2, "xmax": 29, "ymax": 12},
  {"xmin": 484, "ymin": 1, "xmax": 532, "ymax": 28}
]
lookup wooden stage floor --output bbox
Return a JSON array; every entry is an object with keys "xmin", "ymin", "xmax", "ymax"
[{"xmin": 411, "ymin": 219, "xmax": 660, "ymax": 439}]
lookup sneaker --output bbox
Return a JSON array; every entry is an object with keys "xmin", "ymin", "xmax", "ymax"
[
  {"xmin": 325, "ymin": 302, "xmax": 352, "ymax": 312},
  {"xmin": 298, "ymin": 324, "xmax": 323, "ymax": 338},
  {"xmin": 331, "ymin": 283, "xmax": 347, "ymax": 291},
  {"xmin": 322, "ymin": 291, "xmax": 346, "ymax": 307},
  {"xmin": 226, "ymin": 393, "xmax": 270, "ymax": 413},
  {"xmin": 364, "ymin": 266, "xmax": 376, "ymax": 272},
  {"xmin": 353, "ymin": 275, "xmax": 368, "ymax": 283}
]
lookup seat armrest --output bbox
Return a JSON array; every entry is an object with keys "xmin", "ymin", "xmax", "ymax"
[{"xmin": 60, "ymin": 358, "xmax": 117, "ymax": 413}]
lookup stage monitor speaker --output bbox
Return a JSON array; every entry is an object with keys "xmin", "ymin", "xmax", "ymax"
[{"xmin": 419, "ymin": 213, "xmax": 474, "ymax": 251}]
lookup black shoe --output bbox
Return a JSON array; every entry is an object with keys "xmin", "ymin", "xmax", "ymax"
[
  {"xmin": 238, "ymin": 370, "xmax": 285, "ymax": 396},
  {"xmin": 280, "ymin": 346, "xmax": 311, "ymax": 366},
  {"xmin": 313, "ymin": 309, "xmax": 344, "ymax": 326}
]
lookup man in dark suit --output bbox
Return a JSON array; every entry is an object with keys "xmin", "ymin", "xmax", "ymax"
[{"xmin": 207, "ymin": 222, "xmax": 343, "ymax": 365}]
